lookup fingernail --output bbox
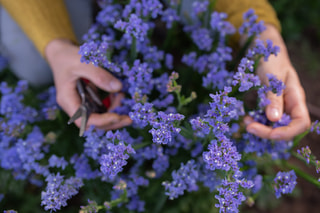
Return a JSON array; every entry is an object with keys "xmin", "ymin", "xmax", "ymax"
[
  {"xmin": 247, "ymin": 127, "xmax": 256, "ymax": 135},
  {"xmin": 110, "ymin": 80, "xmax": 122, "ymax": 91},
  {"xmin": 270, "ymin": 107, "xmax": 280, "ymax": 120}
]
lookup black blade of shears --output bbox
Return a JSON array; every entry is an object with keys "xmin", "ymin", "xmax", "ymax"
[
  {"xmin": 67, "ymin": 79, "xmax": 86, "ymax": 124},
  {"xmin": 67, "ymin": 79, "xmax": 90, "ymax": 136}
]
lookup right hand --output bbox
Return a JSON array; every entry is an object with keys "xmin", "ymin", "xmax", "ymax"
[{"xmin": 45, "ymin": 39, "xmax": 132, "ymax": 130}]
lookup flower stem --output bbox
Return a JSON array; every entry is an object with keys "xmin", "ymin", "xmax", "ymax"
[
  {"xmin": 130, "ymin": 37, "xmax": 137, "ymax": 64},
  {"xmin": 284, "ymin": 161, "xmax": 320, "ymax": 188},
  {"xmin": 293, "ymin": 129, "xmax": 309, "ymax": 148},
  {"xmin": 291, "ymin": 151, "xmax": 318, "ymax": 169}
]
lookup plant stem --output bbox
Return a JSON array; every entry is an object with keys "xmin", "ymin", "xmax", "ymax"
[
  {"xmin": 292, "ymin": 129, "xmax": 309, "ymax": 148},
  {"xmin": 291, "ymin": 151, "xmax": 318, "ymax": 168},
  {"xmin": 133, "ymin": 141, "xmax": 152, "ymax": 150},
  {"xmin": 284, "ymin": 161, "xmax": 320, "ymax": 188},
  {"xmin": 130, "ymin": 37, "xmax": 137, "ymax": 64}
]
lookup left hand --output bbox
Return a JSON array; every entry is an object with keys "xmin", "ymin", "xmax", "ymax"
[
  {"xmin": 243, "ymin": 24, "xmax": 311, "ymax": 141},
  {"xmin": 45, "ymin": 39, "xmax": 132, "ymax": 131}
]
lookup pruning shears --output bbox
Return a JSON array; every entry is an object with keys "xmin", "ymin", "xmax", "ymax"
[{"xmin": 67, "ymin": 78, "xmax": 110, "ymax": 136}]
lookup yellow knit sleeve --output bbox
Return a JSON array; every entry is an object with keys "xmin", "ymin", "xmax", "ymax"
[
  {"xmin": 0, "ymin": 0, "xmax": 78, "ymax": 57},
  {"xmin": 214, "ymin": 0, "xmax": 281, "ymax": 42}
]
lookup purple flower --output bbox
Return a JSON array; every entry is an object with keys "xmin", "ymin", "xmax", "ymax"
[
  {"xmin": 165, "ymin": 53, "xmax": 174, "ymax": 70},
  {"xmin": 96, "ymin": 4, "xmax": 122, "ymax": 26},
  {"xmin": 191, "ymin": 142, "xmax": 203, "ymax": 157},
  {"xmin": 0, "ymin": 81, "xmax": 38, "ymax": 128},
  {"xmin": 122, "ymin": 0, "xmax": 163, "ymax": 19},
  {"xmin": 70, "ymin": 154, "xmax": 101, "ymax": 180},
  {"xmin": 203, "ymin": 69, "xmax": 233, "ymax": 90},
  {"xmin": 203, "ymin": 136, "xmax": 241, "ymax": 172},
  {"xmin": 191, "ymin": 28, "xmax": 213, "ymax": 51},
  {"xmin": 129, "ymin": 102, "xmax": 156, "ymax": 128},
  {"xmin": 239, "ymin": 9, "xmax": 266, "ymax": 37},
  {"xmin": 192, "ymin": 1, "xmax": 209, "ymax": 15},
  {"xmin": 210, "ymin": 12, "xmax": 236, "ymax": 43},
  {"xmin": 83, "ymin": 126, "xmax": 107, "ymax": 160},
  {"xmin": 273, "ymin": 113, "xmax": 291, "ymax": 128},
  {"xmin": 161, "ymin": 8, "xmax": 180, "ymax": 29},
  {"xmin": 127, "ymin": 195, "xmax": 145, "ymax": 212},
  {"xmin": 297, "ymin": 146, "xmax": 312, "ymax": 164},
  {"xmin": 121, "ymin": 60, "xmax": 154, "ymax": 97},
  {"xmin": 48, "ymin": 155, "xmax": 68, "ymax": 170},
  {"xmin": 38, "ymin": 87, "xmax": 59, "ymax": 120},
  {"xmin": 252, "ymin": 175, "xmax": 263, "ymax": 193},
  {"xmin": 232, "ymin": 57, "xmax": 261, "ymax": 92},
  {"xmin": 247, "ymin": 39, "xmax": 280, "ymax": 61},
  {"xmin": 215, "ymin": 179, "xmax": 250, "ymax": 213},
  {"xmin": 310, "ymin": 120, "xmax": 320, "ymax": 134},
  {"xmin": 152, "ymin": 154, "xmax": 169, "ymax": 176},
  {"xmin": 190, "ymin": 90, "xmax": 243, "ymax": 138},
  {"xmin": 149, "ymin": 111, "xmax": 185, "ymax": 144},
  {"xmin": 41, "ymin": 173, "xmax": 83, "ymax": 212},
  {"xmin": 162, "ymin": 160, "xmax": 199, "ymax": 200},
  {"xmin": 99, "ymin": 141, "xmax": 135, "ymax": 178},
  {"xmin": 141, "ymin": 0, "xmax": 163, "ymax": 18},
  {"xmin": 115, "ymin": 14, "xmax": 149, "ymax": 42},
  {"xmin": 257, "ymin": 73, "xmax": 285, "ymax": 108},
  {"xmin": 182, "ymin": 52, "xmax": 197, "ymax": 66},
  {"xmin": 190, "ymin": 117, "xmax": 211, "ymax": 138},
  {"xmin": 0, "ymin": 54, "xmax": 8, "ymax": 71},
  {"xmin": 207, "ymin": 91, "xmax": 244, "ymax": 124},
  {"xmin": 274, "ymin": 170, "xmax": 297, "ymax": 198}
]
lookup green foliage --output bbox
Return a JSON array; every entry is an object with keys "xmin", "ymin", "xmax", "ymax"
[{"xmin": 270, "ymin": 0, "xmax": 320, "ymax": 42}]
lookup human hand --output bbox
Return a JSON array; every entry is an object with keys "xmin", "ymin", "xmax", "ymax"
[
  {"xmin": 244, "ymin": 25, "xmax": 311, "ymax": 141},
  {"xmin": 45, "ymin": 39, "xmax": 132, "ymax": 131}
]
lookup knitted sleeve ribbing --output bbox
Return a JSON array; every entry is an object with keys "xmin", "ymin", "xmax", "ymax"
[
  {"xmin": 0, "ymin": 0, "xmax": 78, "ymax": 57},
  {"xmin": 214, "ymin": 0, "xmax": 281, "ymax": 42}
]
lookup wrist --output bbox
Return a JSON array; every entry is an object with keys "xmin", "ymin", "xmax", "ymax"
[{"xmin": 45, "ymin": 39, "xmax": 74, "ymax": 62}]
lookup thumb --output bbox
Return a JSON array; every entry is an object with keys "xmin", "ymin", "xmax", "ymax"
[
  {"xmin": 77, "ymin": 65, "xmax": 122, "ymax": 93},
  {"xmin": 265, "ymin": 91, "xmax": 284, "ymax": 122}
]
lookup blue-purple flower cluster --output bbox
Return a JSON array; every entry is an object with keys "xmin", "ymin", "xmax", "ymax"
[
  {"xmin": 239, "ymin": 8, "xmax": 266, "ymax": 37},
  {"xmin": 129, "ymin": 102, "xmax": 184, "ymax": 144},
  {"xmin": 0, "ymin": 54, "xmax": 8, "ymax": 71},
  {"xmin": 203, "ymin": 136, "xmax": 241, "ymax": 172},
  {"xmin": 310, "ymin": 120, "xmax": 320, "ymax": 134},
  {"xmin": 100, "ymin": 141, "xmax": 135, "ymax": 178},
  {"xmin": 162, "ymin": 160, "xmax": 199, "ymax": 199},
  {"xmin": 215, "ymin": 176, "xmax": 253, "ymax": 213},
  {"xmin": 1, "ymin": 1, "xmax": 315, "ymax": 212},
  {"xmin": 257, "ymin": 73, "xmax": 286, "ymax": 108},
  {"xmin": 297, "ymin": 146, "xmax": 312, "ymax": 164},
  {"xmin": 41, "ymin": 173, "xmax": 83, "ymax": 211},
  {"xmin": 274, "ymin": 170, "xmax": 297, "ymax": 198}
]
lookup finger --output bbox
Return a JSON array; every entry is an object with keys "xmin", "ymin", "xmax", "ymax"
[
  {"xmin": 100, "ymin": 116, "xmax": 132, "ymax": 130},
  {"xmin": 56, "ymin": 87, "xmax": 81, "ymax": 118},
  {"xmin": 265, "ymin": 91, "xmax": 284, "ymax": 122},
  {"xmin": 246, "ymin": 121, "xmax": 273, "ymax": 139},
  {"xmin": 86, "ymin": 112, "xmax": 122, "ymax": 127},
  {"xmin": 75, "ymin": 65, "xmax": 122, "ymax": 92},
  {"xmin": 269, "ymin": 117, "xmax": 310, "ymax": 141},
  {"xmin": 243, "ymin": 116, "xmax": 254, "ymax": 126}
]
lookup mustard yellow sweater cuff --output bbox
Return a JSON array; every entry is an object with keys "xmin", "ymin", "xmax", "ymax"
[
  {"xmin": 214, "ymin": 0, "xmax": 281, "ymax": 43},
  {"xmin": 0, "ymin": 0, "xmax": 78, "ymax": 57}
]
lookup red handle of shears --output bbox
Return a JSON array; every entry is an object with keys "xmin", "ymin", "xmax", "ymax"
[{"xmin": 81, "ymin": 78, "xmax": 111, "ymax": 109}]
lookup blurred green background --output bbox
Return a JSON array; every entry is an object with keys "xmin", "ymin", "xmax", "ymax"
[{"xmin": 270, "ymin": 0, "xmax": 320, "ymax": 42}]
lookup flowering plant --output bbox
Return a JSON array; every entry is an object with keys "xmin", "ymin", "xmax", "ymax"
[{"xmin": 0, "ymin": 0, "xmax": 320, "ymax": 212}]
